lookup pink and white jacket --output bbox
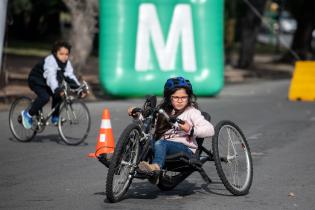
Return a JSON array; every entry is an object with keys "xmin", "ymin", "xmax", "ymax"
[{"xmin": 161, "ymin": 106, "xmax": 214, "ymax": 153}]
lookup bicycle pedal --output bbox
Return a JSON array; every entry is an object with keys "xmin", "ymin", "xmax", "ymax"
[{"xmin": 148, "ymin": 175, "xmax": 159, "ymax": 185}]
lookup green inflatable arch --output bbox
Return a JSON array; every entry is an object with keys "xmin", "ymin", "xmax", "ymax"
[{"xmin": 99, "ymin": 0, "xmax": 224, "ymax": 97}]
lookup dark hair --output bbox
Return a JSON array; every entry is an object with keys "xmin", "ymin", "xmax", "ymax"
[
  {"xmin": 154, "ymin": 83, "xmax": 198, "ymax": 139},
  {"xmin": 51, "ymin": 41, "xmax": 72, "ymax": 55}
]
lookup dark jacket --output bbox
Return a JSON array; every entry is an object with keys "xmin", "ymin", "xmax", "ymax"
[{"xmin": 28, "ymin": 54, "xmax": 80, "ymax": 93}]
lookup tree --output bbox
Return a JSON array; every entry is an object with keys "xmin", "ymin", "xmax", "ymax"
[
  {"xmin": 62, "ymin": 0, "xmax": 98, "ymax": 77},
  {"xmin": 282, "ymin": 0, "xmax": 315, "ymax": 61},
  {"xmin": 8, "ymin": 0, "xmax": 65, "ymax": 40},
  {"xmin": 237, "ymin": 0, "xmax": 268, "ymax": 69},
  {"xmin": 0, "ymin": 0, "xmax": 8, "ymax": 88},
  {"xmin": 224, "ymin": 0, "xmax": 238, "ymax": 65}
]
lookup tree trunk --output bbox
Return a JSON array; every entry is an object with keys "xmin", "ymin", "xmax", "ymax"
[
  {"xmin": 237, "ymin": 0, "xmax": 267, "ymax": 69},
  {"xmin": 224, "ymin": 0, "xmax": 237, "ymax": 65},
  {"xmin": 287, "ymin": 1, "xmax": 315, "ymax": 61},
  {"xmin": 281, "ymin": 0, "xmax": 315, "ymax": 62},
  {"xmin": 290, "ymin": 17, "xmax": 315, "ymax": 60},
  {"xmin": 0, "ymin": 0, "xmax": 8, "ymax": 89},
  {"xmin": 62, "ymin": 0, "xmax": 98, "ymax": 77}
]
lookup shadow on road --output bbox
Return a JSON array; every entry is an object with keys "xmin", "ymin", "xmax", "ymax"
[
  {"xmin": 8, "ymin": 134, "xmax": 89, "ymax": 146},
  {"xmin": 99, "ymin": 178, "xmax": 234, "ymax": 203}
]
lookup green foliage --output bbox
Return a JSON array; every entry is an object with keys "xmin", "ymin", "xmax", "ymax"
[
  {"xmin": 4, "ymin": 40, "xmax": 51, "ymax": 57},
  {"xmin": 7, "ymin": 0, "xmax": 67, "ymax": 41},
  {"xmin": 285, "ymin": 0, "xmax": 304, "ymax": 18},
  {"xmin": 9, "ymin": 0, "xmax": 32, "ymax": 15}
]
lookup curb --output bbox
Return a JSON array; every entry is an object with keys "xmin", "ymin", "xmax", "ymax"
[{"xmin": 0, "ymin": 63, "xmax": 294, "ymax": 110}]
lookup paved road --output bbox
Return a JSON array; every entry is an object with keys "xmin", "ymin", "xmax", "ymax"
[{"xmin": 1, "ymin": 79, "xmax": 315, "ymax": 210}]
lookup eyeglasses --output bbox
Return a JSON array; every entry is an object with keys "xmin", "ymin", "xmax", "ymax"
[{"xmin": 171, "ymin": 95, "xmax": 189, "ymax": 102}]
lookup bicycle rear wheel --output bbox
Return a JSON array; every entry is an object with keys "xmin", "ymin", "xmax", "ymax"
[
  {"xmin": 106, "ymin": 123, "xmax": 141, "ymax": 203},
  {"xmin": 58, "ymin": 100, "xmax": 91, "ymax": 145},
  {"xmin": 9, "ymin": 96, "xmax": 36, "ymax": 142},
  {"xmin": 212, "ymin": 120, "xmax": 253, "ymax": 195}
]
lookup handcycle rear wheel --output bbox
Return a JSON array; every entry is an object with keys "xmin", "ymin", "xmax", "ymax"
[
  {"xmin": 212, "ymin": 120, "xmax": 253, "ymax": 195},
  {"xmin": 106, "ymin": 123, "xmax": 141, "ymax": 203},
  {"xmin": 58, "ymin": 100, "xmax": 91, "ymax": 145},
  {"xmin": 9, "ymin": 96, "xmax": 37, "ymax": 142}
]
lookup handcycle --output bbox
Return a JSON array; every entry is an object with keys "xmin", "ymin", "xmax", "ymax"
[
  {"xmin": 9, "ymin": 80, "xmax": 91, "ymax": 145},
  {"xmin": 105, "ymin": 95, "xmax": 253, "ymax": 202}
]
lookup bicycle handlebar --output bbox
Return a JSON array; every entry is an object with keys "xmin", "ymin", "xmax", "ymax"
[
  {"xmin": 70, "ymin": 81, "xmax": 89, "ymax": 93},
  {"xmin": 130, "ymin": 107, "xmax": 185, "ymax": 126},
  {"xmin": 61, "ymin": 80, "xmax": 89, "ymax": 99},
  {"xmin": 158, "ymin": 109, "xmax": 185, "ymax": 125}
]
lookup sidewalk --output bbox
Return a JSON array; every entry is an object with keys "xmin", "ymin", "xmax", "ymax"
[
  {"xmin": 0, "ymin": 54, "xmax": 294, "ymax": 110},
  {"xmin": 224, "ymin": 54, "xmax": 294, "ymax": 83}
]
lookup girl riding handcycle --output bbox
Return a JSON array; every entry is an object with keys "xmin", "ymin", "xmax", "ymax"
[{"xmin": 106, "ymin": 77, "xmax": 253, "ymax": 202}]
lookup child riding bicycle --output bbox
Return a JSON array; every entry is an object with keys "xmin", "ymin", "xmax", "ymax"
[
  {"xmin": 21, "ymin": 41, "xmax": 86, "ymax": 129},
  {"xmin": 129, "ymin": 76, "xmax": 215, "ymax": 181}
]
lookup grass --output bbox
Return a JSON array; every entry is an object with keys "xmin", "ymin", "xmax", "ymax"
[{"xmin": 3, "ymin": 40, "xmax": 51, "ymax": 57}]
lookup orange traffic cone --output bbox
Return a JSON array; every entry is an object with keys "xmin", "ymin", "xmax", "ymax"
[{"xmin": 88, "ymin": 108, "xmax": 115, "ymax": 167}]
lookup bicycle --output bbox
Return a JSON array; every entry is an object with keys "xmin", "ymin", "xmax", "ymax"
[
  {"xmin": 9, "ymin": 80, "xmax": 91, "ymax": 145},
  {"xmin": 105, "ymin": 95, "xmax": 253, "ymax": 202}
]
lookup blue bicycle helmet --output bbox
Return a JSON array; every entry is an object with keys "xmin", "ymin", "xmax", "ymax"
[{"xmin": 164, "ymin": 76, "xmax": 193, "ymax": 96}]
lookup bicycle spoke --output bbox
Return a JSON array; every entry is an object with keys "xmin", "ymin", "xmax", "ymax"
[
  {"xmin": 106, "ymin": 124, "xmax": 141, "ymax": 202},
  {"xmin": 9, "ymin": 97, "xmax": 36, "ymax": 142},
  {"xmin": 58, "ymin": 101, "xmax": 90, "ymax": 145},
  {"xmin": 213, "ymin": 121, "xmax": 253, "ymax": 195}
]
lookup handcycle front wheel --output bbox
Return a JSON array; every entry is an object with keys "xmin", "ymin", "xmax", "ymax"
[
  {"xmin": 9, "ymin": 96, "xmax": 37, "ymax": 142},
  {"xmin": 212, "ymin": 120, "xmax": 253, "ymax": 195},
  {"xmin": 106, "ymin": 123, "xmax": 141, "ymax": 203},
  {"xmin": 58, "ymin": 100, "xmax": 91, "ymax": 145}
]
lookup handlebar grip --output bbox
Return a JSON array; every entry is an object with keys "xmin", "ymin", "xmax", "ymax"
[
  {"xmin": 159, "ymin": 109, "xmax": 184, "ymax": 125},
  {"xmin": 169, "ymin": 117, "xmax": 185, "ymax": 125},
  {"xmin": 176, "ymin": 118, "xmax": 185, "ymax": 125},
  {"xmin": 131, "ymin": 107, "xmax": 142, "ymax": 114}
]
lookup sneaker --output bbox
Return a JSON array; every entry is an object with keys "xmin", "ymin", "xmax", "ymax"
[
  {"xmin": 138, "ymin": 162, "xmax": 160, "ymax": 184},
  {"xmin": 51, "ymin": 116, "xmax": 59, "ymax": 126},
  {"xmin": 138, "ymin": 161, "xmax": 160, "ymax": 173},
  {"xmin": 21, "ymin": 110, "xmax": 33, "ymax": 129}
]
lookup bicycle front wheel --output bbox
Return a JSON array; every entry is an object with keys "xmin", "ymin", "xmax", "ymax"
[
  {"xmin": 9, "ymin": 96, "xmax": 36, "ymax": 142},
  {"xmin": 58, "ymin": 100, "xmax": 91, "ymax": 145},
  {"xmin": 106, "ymin": 123, "xmax": 141, "ymax": 203},
  {"xmin": 212, "ymin": 120, "xmax": 253, "ymax": 195}
]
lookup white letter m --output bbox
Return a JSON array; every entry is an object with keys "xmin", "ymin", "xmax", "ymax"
[{"xmin": 135, "ymin": 4, "xmax": 197, "ymax": 72}]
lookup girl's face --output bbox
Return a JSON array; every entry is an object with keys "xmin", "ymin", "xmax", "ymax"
[
  {"xmin": 171, "ymin": 88, "xmax": 189, "ymax": 111},
  {"xmin": 56, "ymin": 47, "xmax": 70, "ymax": 63}
]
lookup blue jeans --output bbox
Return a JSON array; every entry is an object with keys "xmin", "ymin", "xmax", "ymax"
[{"xmin": 152, "ymin": 139, "xmax": 193, "ymax": 168}]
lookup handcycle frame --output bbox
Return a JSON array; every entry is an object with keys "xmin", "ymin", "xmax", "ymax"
[
  {"xmin": 106, "ymin": 95, "xmax": 253, "ymax": 202},
  {"xmin": 9, "ymin": 80, "xmax": 91, "ymax": 145}
]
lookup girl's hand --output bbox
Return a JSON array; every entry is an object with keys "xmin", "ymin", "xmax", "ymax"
[
  {"xmin": 128, "ymin": 106, "xmax": 140, "ymax": 118},
  {"xmin": 128, "ymin": 106, "xmax": 134, "ymax": 116},
  {"xmin": 179, "ymin": 120, "xmax": 191, "ymax": 133}
]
